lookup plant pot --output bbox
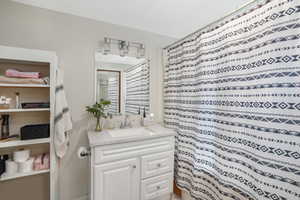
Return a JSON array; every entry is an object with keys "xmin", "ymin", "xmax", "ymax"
[{"xmin": 95, "ymin": 117, "xmax": 102, "ymax": 132}]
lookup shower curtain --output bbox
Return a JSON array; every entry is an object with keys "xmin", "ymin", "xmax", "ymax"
[{"xmin": 164, "ymin": 0, "xmax": 300, "ymax": 199}]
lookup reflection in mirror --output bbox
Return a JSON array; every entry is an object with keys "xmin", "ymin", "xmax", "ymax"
[
  {"xmin": 95, "ymin": 53, "xmax": 150, "ymax": 115},
  {"xmin": 96, "ymin": 70, "xmax": 120, "ymax": 114},
  {"xmin": 125, "ymin": 61, "xmax": 149, "ymax": 115}
]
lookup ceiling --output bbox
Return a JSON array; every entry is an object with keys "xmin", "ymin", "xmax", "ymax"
[{"xmin": 12, "ymin": 0, "xmax": 250, "ymax": 38}]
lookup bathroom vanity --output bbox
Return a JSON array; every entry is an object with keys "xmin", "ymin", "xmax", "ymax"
[{"xmin": 88, "ymin": 124, "xmax": 176, "ymax": 200}]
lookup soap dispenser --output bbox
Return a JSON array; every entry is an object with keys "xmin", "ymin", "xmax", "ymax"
[
  {"xmin": 143, "ymin": 107, "xmax": 146, "ymax": 118},
  {"xmin": 140, "ymin": 107, "xmax": 146, "ymax": 126},
  {"xmin": 137, "ymin": 107, "xmax": 141, "ymax": 115}
]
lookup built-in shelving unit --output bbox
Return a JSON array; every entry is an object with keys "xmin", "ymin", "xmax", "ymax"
[
  {"xmin": 0, "ymin": 45, "xmax": 57, "ymax": 200},
  {"xmin": 0, "ymin": 108, "xmax": 50, "ymax": 113},
  {"xmin": 0, "ymin": 169, "xmax": 50, "ymax": 181},
  {"xmin": 0, "ymin": 83, "xmax": 50, "ymax": 88},
  {"xmin": 0, "ymin": 138, "xmax": 50, "ymax": 148}
]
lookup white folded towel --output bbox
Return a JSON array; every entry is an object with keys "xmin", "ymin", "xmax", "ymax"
[{"xmin": 54, "ymin": 68, "xmax": 72, "ymax": 158}]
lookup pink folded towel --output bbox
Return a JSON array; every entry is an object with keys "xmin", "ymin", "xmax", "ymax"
[
  {"xmin": 5, "ymin": 69, "xmax": 40, "ymax": 79},
  {"xmin": 33, "ymin": 153, "xmax": 50, "ymax": 171}
]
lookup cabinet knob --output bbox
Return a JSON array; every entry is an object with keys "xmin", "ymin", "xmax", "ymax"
[
  {"xmin": 132, "ymin": 165, "xmax": 136, "ymax": 169},
  {"xmin": 157, "ymin": 163, "xmax": 161, "ymax": 167},
  {"xmin": 156, "ymin": 186, "xmax": 161, "ymax": 190}
]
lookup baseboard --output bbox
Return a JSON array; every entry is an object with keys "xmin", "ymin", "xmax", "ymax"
[
  {"xmin": 74, "ymin": 195, "xmax": 89, "ymax": 200},
  {"xmin": 73, "ymin": 194, "xmax": 179, "ymax": 200}
]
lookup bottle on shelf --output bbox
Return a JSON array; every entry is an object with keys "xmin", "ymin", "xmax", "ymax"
[
  {"xmin": 0, "ymin": 114, "xmax": 10, "ymax": 139},
  {"xmin": 15, "ymin": 92, "xmax": 21, "ymax": 109}
]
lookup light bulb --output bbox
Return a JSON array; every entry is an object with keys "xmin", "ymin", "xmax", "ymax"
[
  {"xmin": 103, "ymin": 38, "xmax": 111, "ymax": 55},
  {"xmin": 137, "ymin": 44, "xmax": 145, "ymax": 58},
  {"xmin": 119, "ymin": 41, "xmax": 129, "ymax": 57}
]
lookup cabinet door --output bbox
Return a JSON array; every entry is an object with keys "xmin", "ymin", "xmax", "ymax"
[{"xmin": 94, "ymin": 158, "xmax": 140, "ymax": 200}]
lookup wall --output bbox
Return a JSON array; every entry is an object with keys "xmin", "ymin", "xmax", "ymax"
[{"xmin": 0, "ymin": 1, "xmax": 175, "ymax": 199}]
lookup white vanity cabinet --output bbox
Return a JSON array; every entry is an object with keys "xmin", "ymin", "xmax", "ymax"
[
  {"xmin": 94, "ymin": 158, "xmax": 140, "ymax": 200},
  {"xmin": 88, "ymin": 126, "xmax": 175, "ymax": 200}
]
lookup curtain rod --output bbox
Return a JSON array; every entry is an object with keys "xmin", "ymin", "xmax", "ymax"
[{"xmin": 163, "ymin": 0, "xmax": 261, "ymax": 50}]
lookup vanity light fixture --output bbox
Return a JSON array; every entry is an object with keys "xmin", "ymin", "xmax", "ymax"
[
  {"xmin": 101, "ymin": 37, "xmax": 145, "ymax": 58},
  {"xmin": 119, "ymin": 41, "xmax": 130, "ymax": 57},
  {"xmin": 137, "ymin": 44, "xmax": 145, "ymax": 58},
  {"xmin": 103, "ymin": 37, "xmax": 111, "ymax": 55}
]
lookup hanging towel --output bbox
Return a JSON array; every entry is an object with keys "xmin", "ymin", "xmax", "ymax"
[{"xmin": 54, "ymin": 68, "xmax": 72, "ymax": 158}]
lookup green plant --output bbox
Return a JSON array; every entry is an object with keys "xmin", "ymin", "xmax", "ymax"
[{"xmin": 86, "ymin": 100, "xmax": 111, "ymax": 131}]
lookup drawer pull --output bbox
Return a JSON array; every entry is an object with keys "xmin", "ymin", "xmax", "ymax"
[
  {"xmin": 156, "ymin": 186, "xmax": 161, "ymax": 190},
  {"xmin": 157, "ymin": 163, "xmax": 161, "ymax": 167},
  {"xmin": 132, "ymin": 165, "xmax": 137, "ymax": 169}
]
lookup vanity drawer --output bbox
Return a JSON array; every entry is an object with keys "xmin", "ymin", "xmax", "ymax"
[
  {"xmin": 141, "ymin": 173, "xmax": 173, "ymax": 200},
  {"xmin": 93, "ymin": 137, "xmax": 174, "ymax": 164},
  {"xmin": 141, "ymin": 151, "xmax": 174, "ymax": 179}
]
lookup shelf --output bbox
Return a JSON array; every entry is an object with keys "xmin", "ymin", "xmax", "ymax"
[
  {"xmin": 0, "ymin": 108, "xmax": 50, "ymax": 113},
  {"xmin": 0, "ymin": 138, "xmax": 50, "ymax": 148},
  {"xmin": 0, "ymin": 169, "xmax": 50, "ymax": 181},
  {"xmin": 0, "ymin": 83, "xmax": 50, "ymax": 88}
]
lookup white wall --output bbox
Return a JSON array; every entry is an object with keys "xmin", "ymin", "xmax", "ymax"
[{"xmin": 0, "ymin": 1, "xmax": 175, "ymax": 199}]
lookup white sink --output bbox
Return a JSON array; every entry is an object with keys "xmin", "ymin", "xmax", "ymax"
[
  {"xmin": 108, "ymin": 127, "xmax": 154, "ymax": 138},
  {"xmin": 145, "ymin": 124, "xmax": 167, "ymax": 133}
]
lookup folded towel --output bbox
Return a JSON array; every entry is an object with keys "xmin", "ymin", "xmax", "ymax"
[
  {"xmin": 5, "ymin": 69, "xmax": 40, "ymax": 79},
  {"xmin": 0, "ymin": 75, "xmax": 48, "ymax": 85},
  {"xmin": 33, "ymin": 153, "xmax": 50, "ymax": 170}
]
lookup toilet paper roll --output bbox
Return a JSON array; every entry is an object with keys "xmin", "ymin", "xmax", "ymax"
[
  {"xmin": 5, "ymin": 160, "xmax": 18, "ymax": 175},
  {"xmin": 77, "ymin": 147, "xmax": 90, "ymax": 159},
  {"xmin": 13, "ymin": 149, "xmax": 30, "ymax": 163},
  {"xmin": 18, "ymin": 158, "xmax": 34, "ymax": 173}
]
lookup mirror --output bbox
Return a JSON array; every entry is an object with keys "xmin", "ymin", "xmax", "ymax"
[
  {"xmin": 96, "ymin": 70, "xmax": 121, "ymax": 114},
  {"xmin": 95, "ymin": 53, "xmax": 150, "ymax": 115}
]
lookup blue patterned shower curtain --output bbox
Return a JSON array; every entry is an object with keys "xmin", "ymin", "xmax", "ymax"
[{"xmin": 164, "ymin": 0, "xmax": 300, "ymax": 199}]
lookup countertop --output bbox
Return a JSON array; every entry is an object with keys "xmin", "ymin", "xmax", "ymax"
[{"xmin": 88, "ymin": 124, "xmax": 176, "ymax": 147}]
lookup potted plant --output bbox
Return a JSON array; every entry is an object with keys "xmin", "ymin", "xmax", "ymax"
[{"xmin": 86, "ymin": 100, "xmax": 111, "ymax": 131}]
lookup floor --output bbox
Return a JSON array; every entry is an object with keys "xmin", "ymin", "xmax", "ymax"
[{"xmin": 172, "ymin": 194, "xmax": 181, "ymax": 200}]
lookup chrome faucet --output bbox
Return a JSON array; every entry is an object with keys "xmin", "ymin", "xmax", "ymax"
[{"xmin": 120, "ymin": 115, "xmax": 132, "ymax": 129}]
